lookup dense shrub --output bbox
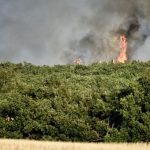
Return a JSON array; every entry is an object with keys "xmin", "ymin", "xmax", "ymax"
[{"xmin": 0, "ymin": 61, "xmax": 150, "ymax": 142}]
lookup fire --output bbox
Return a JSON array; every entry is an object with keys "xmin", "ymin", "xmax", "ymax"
[
  {"xmin": 74, "ymin": 58, "xmax": 82, "ymax": 65},
  {"xmin": 117, "ymin": 34, "xmax": 128, "ymax": 63}
]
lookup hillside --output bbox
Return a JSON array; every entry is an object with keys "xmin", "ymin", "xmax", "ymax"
[{"xmin": 0, "ymin": 61, "xmax": 150, "ymax": 142}]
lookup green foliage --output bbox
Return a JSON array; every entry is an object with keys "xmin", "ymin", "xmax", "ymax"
[{"xmin": 0, "ymin": 61, "xmax": 149, "ymax": 142}]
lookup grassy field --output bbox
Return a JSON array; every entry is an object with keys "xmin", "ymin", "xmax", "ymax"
[{"xmin": 0, "ymin": 139, "xmax": 149, "ymax": 150}]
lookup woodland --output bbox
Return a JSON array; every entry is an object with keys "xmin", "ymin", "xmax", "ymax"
[{"xmin": 0, "ymin": 61, "xmax": 150, "ymax": 142}]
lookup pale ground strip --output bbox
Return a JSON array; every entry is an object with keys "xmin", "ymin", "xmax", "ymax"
[{"xmin": 0, "ymin": 139, "xmax": 149, "ymax": 150}]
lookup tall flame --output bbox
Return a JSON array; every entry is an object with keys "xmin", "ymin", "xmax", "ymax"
[{"xmin": 117, "ymin": 34, "xmax": 128, "ymax": 63}]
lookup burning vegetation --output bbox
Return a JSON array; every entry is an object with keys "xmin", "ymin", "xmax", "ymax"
[
  {"xmin": 66, "ymin": 1, "xmax": 150, "ymax": 65},
  {"xmin": 74, "ymin": 58, "xmax": 82, "ymax": 65},
  {"xmin": 116, "ymin": 34, "xmax": 128, "ymax": 63},
  {"xmin": 74, "ymin": 34, "xmax": 128, "ymax": 64}
]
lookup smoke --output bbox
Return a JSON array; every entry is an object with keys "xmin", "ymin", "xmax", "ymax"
[
  {"xmin": 0, "ymin": 0, "xmax": 150, "ymax": 65},
  {"xmin": 67, "ymin": 0, "xmax": 150, "ymax": 63},
  {"xmin": 0, "ymin": 0, "xmax": 85, "ymax": 65}
]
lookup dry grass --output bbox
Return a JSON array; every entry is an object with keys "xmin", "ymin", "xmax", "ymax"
[{"xmin": 0, "ymin": 139, "xmax": 149, "ymax": 150}]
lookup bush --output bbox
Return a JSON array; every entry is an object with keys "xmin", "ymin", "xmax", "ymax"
[{"xmin": 0, "ymin": 61, "xmax": 149, "ymax": 142}]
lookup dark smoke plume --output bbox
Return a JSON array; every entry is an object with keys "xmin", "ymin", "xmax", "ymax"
[
  {"xmin": 65, "ymin": 0, "xmax": 150, "ymax": 63},
  {"xmin": 0, "ymin": 0, "xmax": 150, "ymax": 65}
]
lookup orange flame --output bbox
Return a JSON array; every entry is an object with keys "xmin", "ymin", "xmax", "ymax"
[
  {"xmin": 74, "ymin": 58, "xmax": 82, "ymax": 65},
  {"xmin": 117, "ymin": 34, "xmax": 128, "ymax": 63}
]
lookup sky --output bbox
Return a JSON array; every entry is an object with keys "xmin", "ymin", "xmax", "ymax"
[{"xmin": 0, "ymin": 0, "xmax": 150, "ymax": 65}]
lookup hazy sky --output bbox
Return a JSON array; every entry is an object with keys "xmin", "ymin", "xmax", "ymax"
[
  {"xmin": 0, "ymin": 0, "xmax": 150, "ymax": 65},
  {"xmin": 0, "ymin": 0, "xmax": 86, "ymax": 65}
]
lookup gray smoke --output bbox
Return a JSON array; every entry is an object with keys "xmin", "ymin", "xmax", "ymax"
[{"xmin": 0, "ymin": 0, "xmax": 150, "ymax": 65}]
